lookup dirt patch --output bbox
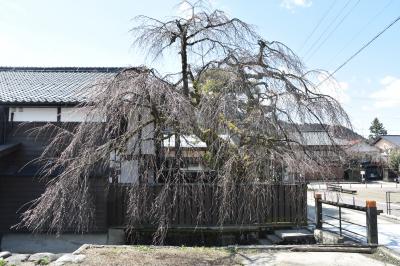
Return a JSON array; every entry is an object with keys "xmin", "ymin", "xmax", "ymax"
[
  {"xmin": 63, "ymin": 245, "xmax": 400, "ymax": 266},
  {"xmin": 66, "ymin": 246, "xmax": 240, "ymax": 266}
]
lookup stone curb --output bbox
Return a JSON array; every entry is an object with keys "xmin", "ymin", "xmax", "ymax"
[
  {"xmin": 377, "ymin": 246, "xmax": 400, "ymax": 262},
  {"xmin": 227, "ymin": 244, "xmax": 377, "ymax": 254},
  {"xmin": 72, "ymin": 243, "xmax": 381, "ymax": 255},
  {"xmin": 0, "ymin": 251, "xmax": 12, "ymax": 259},
  {"xmin": 72, "ymin": 244, "xmax": 91, "ymax": 255}
]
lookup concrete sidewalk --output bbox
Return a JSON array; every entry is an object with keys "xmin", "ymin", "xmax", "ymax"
[{"xmin": 240, "ymin": 251, "xmax": 397, "ymax": 266}]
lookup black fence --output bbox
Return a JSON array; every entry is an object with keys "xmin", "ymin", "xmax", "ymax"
[{"xmin": 107, "ymin": 183, "xmax": 308, "ymax": 229}]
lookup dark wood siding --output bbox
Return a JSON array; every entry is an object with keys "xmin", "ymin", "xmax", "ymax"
[
  {"xmin": 0, "ymin": 176, "xmax": 108, "ymax": 233},
  {"xmin": 108, "ymin": 183, "xmax": 307, "ymax": 228},
  {"xmin": 0, "ymin": 107, "xmax": 7, "ymax": 144},
  {"xmin": 0, "ymin": 122, "xmax": 78, "ymax": 176},
  {"xmin": 0, "ymin": 121, "xmax": 108, "ymax": 233},
  {"xmin": 0, "ymin": 176, "xmax": 45, "ymax": 233}
]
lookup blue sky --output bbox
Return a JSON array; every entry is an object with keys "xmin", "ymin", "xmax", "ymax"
[{"xmin": 0, "ymin": 0, "xmax": 399, "ymax": 137}]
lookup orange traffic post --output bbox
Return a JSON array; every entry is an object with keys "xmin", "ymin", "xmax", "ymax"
[{"xmin": 366, "ymin": 200, "xmax": 378, "ymax": 245}]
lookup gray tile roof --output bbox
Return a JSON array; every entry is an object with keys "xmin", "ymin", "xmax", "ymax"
[
  {"xmin": 0, "ymin": 67, "xmax": 123, "ymax": 104},
  {"xmin": 377, "ymin": 135, "xmax": 400, "ymax": 147},
  {"xmin": 296, "ymin": 131, "xmax": 350, "ymax": 146}
]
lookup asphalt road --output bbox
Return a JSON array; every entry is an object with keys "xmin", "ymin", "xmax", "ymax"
[{"xmin": 309, "ymin": 182, "xmax": 400, "ymax": 217}]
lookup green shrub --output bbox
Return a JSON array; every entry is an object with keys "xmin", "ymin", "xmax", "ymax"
[
  {"xmin": 389, "ymin": 149, "xmax": 400, "ymax": 172},
  {"xmin": 36, "ymin": 257, "xmax": 50, "ymax": 265}
]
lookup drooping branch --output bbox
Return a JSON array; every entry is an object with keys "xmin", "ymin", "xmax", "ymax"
[{"xmin": 19, "ymin": 1, "xmax": 352, "ymax": 243}]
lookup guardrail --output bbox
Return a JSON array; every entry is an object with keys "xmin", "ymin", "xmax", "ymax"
[
  {"xmin": 326, "ymin": 184, "xmax": 357, "ymax": 194},
  {"xmin": 314, "ymin": 194, "xmax": 381, "ymax": 245}
]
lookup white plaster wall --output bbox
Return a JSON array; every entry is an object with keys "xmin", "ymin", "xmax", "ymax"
[
  {"xmin": 60, "ymin": 107, "xmax": 104, "ymax": 122},
  {"xmin": 118, "ymin": 109, "xmax": 156, "ymax": 183},
  {"xmin": 9, "ymin": 107, "xmax": 57, "ymax": 122},
  {"xmin": 60, "ymin": 107, "xmax": 86, "ymax": 122},
  {"xmin": 140, "ymin": 109, "xmax": 155, "ymax": 154},
  {"xmin": 120, "ymin": 160, "xmax": 139, "ymax": 183}
]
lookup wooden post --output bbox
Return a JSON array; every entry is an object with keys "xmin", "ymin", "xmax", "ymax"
[
  {"xmin": 315, "ymin": 193, "xmax": 322, "ymax": 229},
  {"xmin": 366, "ymin": 200, "xmax": 378, "ymax": 245}
]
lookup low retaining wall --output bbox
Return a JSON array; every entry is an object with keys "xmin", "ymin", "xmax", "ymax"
[
  {"xmin": 0, "ymin": 229, "xmax": 125, "ymax": 253},
  {"xmin": 313, "ymin": 229, "xmax": 344, "ymax": 244}
]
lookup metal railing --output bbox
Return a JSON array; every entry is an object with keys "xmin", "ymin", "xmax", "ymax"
[
  {"xmin": 386, "ymin": 191, "xmax": 400, "ymax": 215},
  {"xmin": 323, "ymin": 214, "xmax": 365, "ymax": 239},
  {"xmin": 314, "ymin": 194, "xmax": 381, "ymax": 245},
  {"xmin": 320, "ymin": 201, "xmax": 368, "ymax": 240}
]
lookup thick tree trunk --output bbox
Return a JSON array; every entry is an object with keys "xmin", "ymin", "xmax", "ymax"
[{"xmin": 181, "ymin": 39, "xmax": 189, "ymax": 97}]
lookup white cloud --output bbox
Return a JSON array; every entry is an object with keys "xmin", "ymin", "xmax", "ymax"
[
  {"xmin": 317, "ymin": 75, "xmax": 350, "ymax": 104},
  {"xmin": 280, "ymin": 0, "xmax": 312, "ymax": 10},
  {"xmin": 370, "ymin": 76, "xmax": 400, "ymax": 109}
]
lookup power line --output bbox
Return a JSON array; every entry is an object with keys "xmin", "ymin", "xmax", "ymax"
[
  {"xmin": 298, "ymin": 0, "xmax": 337, "ymax": 53},
  {"xmin": 318, "ymin": 13, "xmax": 400, "ymax": 87},
  {"xmin": 328, "ymin": 0, "xmax": 394, "ymax": 66},
  {"xmin": 305, "ymin": 0, "xmax": 361, "ymax": 62},
  {"xmin": 302, "ymin": 0, "xmax": 352, "ymax": 59}
]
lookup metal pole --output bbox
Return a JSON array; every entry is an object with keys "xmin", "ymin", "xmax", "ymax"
[
  {"xmin": 353, "ymin": 195, "xmax": 355, "ymax": 206},
  {"xmin": 386, "ymin": 192, "xmax": 390, "ymax": 215},
  {"xmin": 366, "ymin": 200, "xmax": 378, "ymax": 245},
  {"xmin": 386, "ymin": 192, "xmax": 388, "ymax": 214},
  {"xmin": 339, "ymin": 206, "xmax": 342, "ymax": 236}
]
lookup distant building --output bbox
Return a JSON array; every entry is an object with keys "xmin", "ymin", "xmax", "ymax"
[
  {"xmin": 372, "ymin": 135, "xmax": 400, "ymax": 181},
  {"xmin": 297, "ymin": 129, "xmax": 383, "ymax": 181},
  {"xmin": 345, "ymin": 139, "xmax": 381, "ymax": 161},
  {"xmin": 344, "ymin": 139, "xmax": 382, "ymax": 181},
  {"xmin": 373, "ymin": 135, "xmax": 400, "ymax": 155}
]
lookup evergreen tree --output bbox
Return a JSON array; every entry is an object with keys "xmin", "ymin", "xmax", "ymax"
[
  {"xmin": 369, "ymin": 117, "xmax": 387, "ymax": 140},
  {"xmin": 389, "ymin": 149, "xmax": 400, "ymax": 172}
]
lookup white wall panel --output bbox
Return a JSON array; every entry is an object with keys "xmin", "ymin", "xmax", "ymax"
[
  {"xmin": 61, "ymin": 107, "xmax": 105, "ymax": 122},
  {"xmin": 60, "ymin": 107, "xmax": 86, "ymax": 122},
  {"xmin": 9, "ymin": 107, "xmax": 57, "ymax": 122}
]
